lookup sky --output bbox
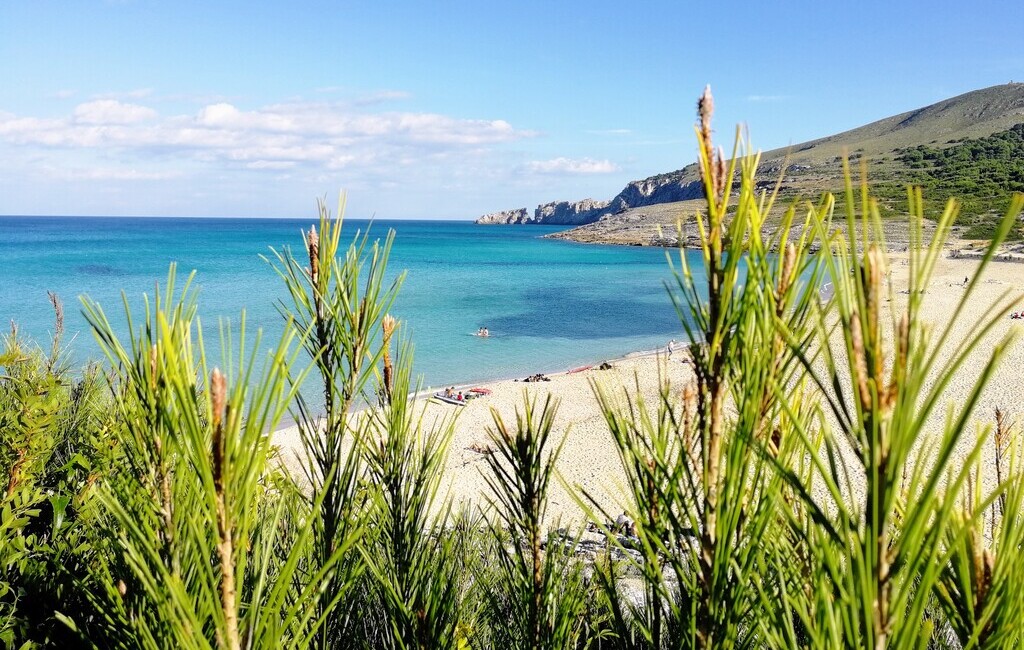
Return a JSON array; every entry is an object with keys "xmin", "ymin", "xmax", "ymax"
[{"xmin": 1, "ymin": 0, "xmax": 1022, "ymax": 220}]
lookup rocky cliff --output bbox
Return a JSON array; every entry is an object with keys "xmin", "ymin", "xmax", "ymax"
[
  {"xmin": 534, "ymin": 198, "xmax": 611, "ymax": 225},
  {"xmin": 473, "ymin": 168, "xmax": 703, "ymax": 227},
  {"xmin": 476, "ymin": 208, "xmax": 531, "ymax": 224},
  {"xmin": 475, "ymin": 199, "xmax": 615, "ymax": 226},
  {"xmin": 606, "ymin": 170, "xmax": 704, "ymax": 212}
]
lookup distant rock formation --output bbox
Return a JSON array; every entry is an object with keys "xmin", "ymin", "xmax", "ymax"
[
  {"xmin": 607, "ymin": 172, "xmax": 704, "ymax": 211},
  {"xmin": 476, "ymin": 208, "xmax": 530, "ymax": 224},
  {"xmin": 473, "ymin": 170, "xmax": 704, "ymax": 227},
  {"xmin": 534, "ymin": 198, "xmax": 611, "ymax": 225},
  {"xmin": 474, "ymin": 199, "xmax": 614, "ymax": 226}
]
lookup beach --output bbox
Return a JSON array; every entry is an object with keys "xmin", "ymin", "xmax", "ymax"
[{"xmin": 271, "ymin": 249, "xmax": 1024, "ymax": 523}]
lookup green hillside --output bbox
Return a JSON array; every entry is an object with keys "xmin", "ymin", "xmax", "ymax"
[
  {"xmin": 769, "ymin": 84, "xmax": 1024, "ymax": 238},
  {"xmin": 766, "ymin": 82, "xmax": 1024, "ymax": 163},
  {"xmin": 550, "ymin": 84, "xmax": 1024, "ymax": 245},
  {"xmin": 873, "ymin": 123, "xmax": 1024, "ymax": 237}
]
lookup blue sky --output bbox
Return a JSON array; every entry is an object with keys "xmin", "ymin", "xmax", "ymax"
[{"xmin": 1, "ymin": 0, "xmax": 1021, "ymax": 219}]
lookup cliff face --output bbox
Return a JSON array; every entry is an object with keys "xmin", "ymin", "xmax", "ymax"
[
  {"xmin": 534, "ymin": 198, "xmax": 611, "ymax": 225},
  {"xmin": 476, "ymin": 208, "xmax": 531, "ymax": 224},
  {"xmin": 472, "ymin": 166, "xmax": 703, "ymax": 226},
  {"xmin": 607, "ymin": 169, "xmax": 704, "ymax": 211}
]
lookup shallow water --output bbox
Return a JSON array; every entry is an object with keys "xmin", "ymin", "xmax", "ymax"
[{"xmin": 0, "ymin": 216, "xmax": 704, "ymax": 394}]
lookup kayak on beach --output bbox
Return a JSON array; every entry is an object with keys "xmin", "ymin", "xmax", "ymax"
[
  {"xmin": 432, "ymin": 386, "xmax": 491, "ymax": 405},
  {"xmin": 567, "ymin": 365, "xmax": 592, "ymax": 374},
  {"xmin": 432, "ymin": 392, "xmax": 468, "ymax": 406}
]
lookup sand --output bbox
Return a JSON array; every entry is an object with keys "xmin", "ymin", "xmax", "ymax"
[
  {"xmin": 271, "ymin": 250, "xmax": 1024, "ymax": 523},
  {"xmin": 883, "ymin": 250, "xmax": 1024, "ymax": 495}
]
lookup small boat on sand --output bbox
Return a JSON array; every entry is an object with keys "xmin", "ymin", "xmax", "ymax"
[
  {"xmin": 432, "ymin": 392, "xmax": 467, "ymax": 406},
  {"xmin": 468, "ymin": 387, "xmax": 491, "ymax": 395},
  {"xmin": 567, "ymin": 365, "xmax": 592, "ymax": 374}
]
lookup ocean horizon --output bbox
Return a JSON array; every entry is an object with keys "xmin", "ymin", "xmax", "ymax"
[{"xmin": 0, "ymin": 215, "xmax": 702, "ymax": 399}]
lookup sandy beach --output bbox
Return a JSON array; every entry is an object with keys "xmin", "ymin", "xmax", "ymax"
[{"xmin": 272, "ymin": 249, "xmax": 1024, "ymax": 523}]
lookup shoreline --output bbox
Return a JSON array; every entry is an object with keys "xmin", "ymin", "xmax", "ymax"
[
  {"xmin": 272, "ymin": 345, "xmax": 696, "ymax": 524},
  {"xmin": 547, "ymin": 229, "xmax": 1024, "ymax": 260},
  {"xmin": 412, "ymin": 342, "xmax": 675, "ymax": 397},
  {"xmin": 274, "ymin": 342, "xmax": 679, "ymax": 437},
  {"xmin": 271, "ymin": 249, "xmax": 1024, "ymax": 523},
  {"xmin": 532, "ymin": 206, "xmax": 1024, "ymax": 259}
]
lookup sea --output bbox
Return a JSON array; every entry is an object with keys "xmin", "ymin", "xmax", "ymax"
[{"xmin": 0, "ymin": 216, "xmax": 704, "ymax": 395}]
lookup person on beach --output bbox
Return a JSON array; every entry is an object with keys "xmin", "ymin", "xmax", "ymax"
[{"xmin": 667, "ymin": 339, "xmax": 677, "ymax": 359}]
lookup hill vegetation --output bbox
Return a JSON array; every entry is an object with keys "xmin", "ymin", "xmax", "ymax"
[
  {"xmin": 764, "ymin": 82, "xmax": 1024, "ymax": 164},
  {"xmin": 873, "ymin": 123, "xmax": 1024, "ymax": 238},
  {"xmin": 538, "ymin": 83, "xmax": 1024, "ymax": 245}
]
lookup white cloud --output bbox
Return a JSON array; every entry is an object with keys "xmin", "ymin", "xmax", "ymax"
[
  {"xmin": 245, "ymin": 160, "xmax": 296, "ymax": 170},
  {"xmin": 73, "ymin": 100, "xmax": 158, "ymax": 125},
  {"xmin": 586, "ymin": 128, "xmax": 632, "ymax": 135},
  {"xmin": 524, "ymin": 157, "xmax": 620, "ymax": 174},
  {"xmin": 0, "ymin": 100, "xmax": 535, "ymax": 174},
  {"xmin": 50, "ymin": 89, "xmax": 77, "ymax": 100}
]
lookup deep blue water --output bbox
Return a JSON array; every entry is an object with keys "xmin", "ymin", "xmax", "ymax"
[{"xmin": 0, "ymin": 216, "xmax": 702, "ymax": 393}]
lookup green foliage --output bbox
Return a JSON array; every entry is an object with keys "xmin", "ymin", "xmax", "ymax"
[
  {"xmin": 479, "ymin": 394, "xmax": 589, "ymax": 650},
  {"xmin": 770, "ymin": 180, "xmax": 1022, "ymax": 650},
  {"xmin": 587, "ymin": 92, "xmax": 825, "ymax": 649},
  {"xmin": 1, "ymin": 305, "xmax": 120, "ymax": 648},
  {"xmin": 875, "ymin": 124, "xmax": 1024, "ymax": 238},
  {"xmin": 933, "ymin": 412, "xmax": 1024, "ymax": 649},
  {"xmin": 360, "ymin": 335, "xmax": 465, "ymax": 650},
  {"xmin": 896, "ymin": 125, "xmax": 1024, "ymax": 198},
  {"xmin": 266, "ymin": 196, "xmax": 405, "ymax": 647},
  {"xmin": 2, "ymin": 92, "xmax": 1024, "ymax": 650},
  {"xmin": 79, "ymin": 268, "xmax": 333, "ymax": 649}
]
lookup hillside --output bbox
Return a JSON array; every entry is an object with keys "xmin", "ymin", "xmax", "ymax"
[
  {"xmin": 762, "ymin": 82, "xmax": 1024, "ymax": 163},
  {"xmin": 480, "ymin": 83, "xmax": 1024, "ymax": 245}
]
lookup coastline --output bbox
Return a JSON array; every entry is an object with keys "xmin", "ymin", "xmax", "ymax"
[
  {"xmin": 272, "ymin": 345, "xmax": 695, "ymax": 524},
  {"xmin": 531, "ymin": 202, "xmax": 1024, "ymax": 261},
  {"xmin": 271, "ymin": 249, "xmax": 1024, "ymax": 523},
  {"xmin": 411, "ymin": 342, "xmax": 672, "ymax": 397}
]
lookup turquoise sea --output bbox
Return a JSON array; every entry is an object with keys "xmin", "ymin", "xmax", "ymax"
[{"xmin": 0, "ymin": 216, "xmax": 702, "ymax": 393}]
